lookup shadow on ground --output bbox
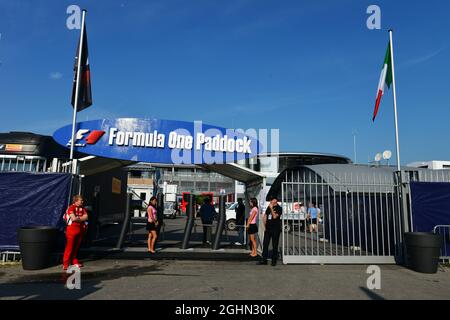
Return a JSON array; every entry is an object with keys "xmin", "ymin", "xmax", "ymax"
[
  {"xmin": 359, "ymin": 287, "xmax": 385, "ymax": 300},
  {"xmin": 0, "ymin": 263, "xmax": 199, "ymax": 300}
]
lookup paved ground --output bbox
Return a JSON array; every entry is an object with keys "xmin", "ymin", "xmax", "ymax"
[
  {"xmin": 1, "ymin": 258, "xmax": 449, "ymax": 300},
  {"xmin": 2, "ymin": 216, "xmax": 449, "ymax": 300}
]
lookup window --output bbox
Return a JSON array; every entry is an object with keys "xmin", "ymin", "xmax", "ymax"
[
  {"xmin": 140, "ymin": 193, "xmax": 146, "ymax": 200},
  {"xmin": 130, "ymin": 171, "xmax": 142, "ymax": 178}
]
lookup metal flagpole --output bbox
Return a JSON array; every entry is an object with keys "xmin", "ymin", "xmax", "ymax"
[
  {"xmin": 390, "ymin": 30, "xmax": 410, "ymax": 263},
  {"xmin": 389, "ymin": 29, "xmax": 401, "ymax": 171},
  {"xmin": 353, "ymin": 133, "xmax": 356, "ymax": 163},
  {"xmin": 67, "ymin": 10, "xmax": 86, "ymax": 206},
  {"xmin": 69, "ymin": 10, "xmax": 87, "ymax": 164}
]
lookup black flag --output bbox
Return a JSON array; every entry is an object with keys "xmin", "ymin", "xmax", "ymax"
[{"xmin": 71, "ymin": 23, "xmax": 92, "ymax": 112}]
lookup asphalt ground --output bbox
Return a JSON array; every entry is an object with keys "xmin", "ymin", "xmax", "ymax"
[
  {"xmin": 1, "ymin": 215, "xmax": 449, "ymax": 300},
  {"xmin": 1, "ymin": 257, "xmax": 450, "ymax": 300}
]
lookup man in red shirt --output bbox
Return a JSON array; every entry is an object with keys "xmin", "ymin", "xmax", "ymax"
[{"xmin": 63, "ymin": 195, "xmax": 88, "ymax": 270}]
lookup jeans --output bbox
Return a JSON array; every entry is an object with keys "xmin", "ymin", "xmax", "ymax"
[
  {"xmin": 202, "ymin": 221, "xmax": 213, "ymax": 243},
  {"xmin": 237, "ymin": 225, "xmax": 245, "ymax": 244}
]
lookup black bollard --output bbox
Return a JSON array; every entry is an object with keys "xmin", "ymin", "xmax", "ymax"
[
  {"xmin": 116, "ymin": 193, "xmax": 132, "ymax": 249},
  {"xmin": 157, "ymin": 192, "xmax": 164, "ymax": 217},
  {"xmin": 213, "ymin": 196, "xmax": 226, "ymax": 250},
  {"xmin": 181, "ymin": 194, "xmax": 196, "ymax": 249},
  {"xmin": 156, "ymin": 192, "xmax": 164, "ymax": 240}
]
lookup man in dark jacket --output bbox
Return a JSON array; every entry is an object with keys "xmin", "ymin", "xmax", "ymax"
[
  {"xmin": 235, "ymin": 198, "xmax": 245, "ymax": 245},
  {"xmin": 198, "ymin": 197, "xmax": 216, "ymax": 244}
]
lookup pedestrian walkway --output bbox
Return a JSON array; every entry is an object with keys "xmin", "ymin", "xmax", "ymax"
[{"xmin": 1, "ymin": 259, "xmax": 449, "ymax": 300}]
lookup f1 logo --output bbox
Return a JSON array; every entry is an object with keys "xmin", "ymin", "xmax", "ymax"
[
  {"xmin": 67, "ymin": 129, "xmax": 105, "ymax": 147},
  {"xmin": 86, "ymin": 130, "xmax": 105, "ymax": 144}
]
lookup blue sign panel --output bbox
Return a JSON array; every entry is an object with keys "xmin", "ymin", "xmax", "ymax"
[{"xmin": 53, "ymin": 118, "xmax": 262, "ymax": 164}]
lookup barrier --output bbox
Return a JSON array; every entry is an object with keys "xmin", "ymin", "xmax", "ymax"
[
  {"xmin": 433, "ymin": 225, "xmax": 450, "ymax": 263},
  {"xmin": 181, "ymin": 194, "xmax": 196, "ymax": 249},
  {"xmin": 213, "ymin": 196, "xmax": 226, "ymax": 250}
]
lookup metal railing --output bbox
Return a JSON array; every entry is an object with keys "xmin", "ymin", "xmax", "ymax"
[
  {"xmin": 281, "ymin": 168, "xmax": 403, "ymax": 264},
  {"xmin": 0, "ymin": 155, "xmax": 47, "ymax": 172},
  {"xmin": 50, "ymin": 158, "xmax": 79, "ymax": 174},
  {"xmin": 403, "ymin": 169, "xmax": 450, "ymax": 183},
  {"xmin": 0, "ymin": 155, "xmax": 81, "ymax": 174},
  {"xmin": 433, "ymin": 225, "xmax": 450, "ymax": 263},
  {"xmin": 1, "ymin": 251, "xmax": 21, "ymax": 263}
]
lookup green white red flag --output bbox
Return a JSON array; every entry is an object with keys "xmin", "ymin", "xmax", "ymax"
[{"xmin": 372, "ymin": 42, "xmax": 393, "ymax": 121}]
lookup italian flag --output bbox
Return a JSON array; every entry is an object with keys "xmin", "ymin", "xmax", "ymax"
[{"xmin": 373, "ymin": 42, "xmax": 393, "ymax": 121}]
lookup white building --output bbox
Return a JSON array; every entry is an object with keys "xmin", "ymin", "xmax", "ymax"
[{"xmin": 407, "ymin": 161, "xmax": 450, "ymax": 170}]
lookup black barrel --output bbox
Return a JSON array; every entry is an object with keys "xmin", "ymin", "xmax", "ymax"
[
  {"xmin": 404, "ymin": 232, "xmax": 443, "ymax": 274},
  {"xmin": 18, "ymin": 226, "xmax": 58, "ymax": 270}
]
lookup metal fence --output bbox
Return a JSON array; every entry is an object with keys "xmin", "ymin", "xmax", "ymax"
[
  {"xmin": 0, "ymin": 155, "xmax": 81, "ymax": 175},
  {"xmin": 50, "ymin": 158, "xmax": 78, "ymax": 174},
  {"xmin": 433, "ymin": 225, "xmax": 450, "ymax": 263},
  {"xmin": 0, "ymin": 155, "xmax": 47, "ymax": 172},
  {"xmin": 281, "ymin": 167, "xmax": 403, "ymax": 264},
  {"xmin": 0, "ymin": 251, "xmax": 20, "ymax": 263},
  {"xmin": 280, "ymin": 167, "xmax": 450, "ymax": 264}
]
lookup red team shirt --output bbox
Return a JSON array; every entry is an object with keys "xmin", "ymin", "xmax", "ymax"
[{"xmin": 64, "ymin": 204, "xmax": 88, "ymax": 227}]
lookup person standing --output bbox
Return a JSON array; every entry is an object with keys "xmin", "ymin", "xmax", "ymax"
[
  {"xmin": 298, "ymin": 201, "xmax": 307, "ymax": 231},
  {"xmin": 198, "ymin": 197, "xmax": 216, "ymax": 244},
  {"xmin": 174, "ymin": 200, "xmax": 179, "ymax": 216},
  {"xmin": 146, "ymin": 196, "xmax": 159, "ymax": 253},
  {"xmin": 258, "ymin": 196, "xmax": 282, "ymax": 266},
  {"xmin": 246, "ymin": 198, "xmax": 259, "ymax": 257},
  {"xmin": 235, "ymin": 198, "xmax": 245, "ymax": 245},
  {"xmin": 62, "ymin": 195, "xmax": 88, "ymax": 270},
  {"xmin": 307, "ymin": 201, "xmax": 319, "ymax": 233}
]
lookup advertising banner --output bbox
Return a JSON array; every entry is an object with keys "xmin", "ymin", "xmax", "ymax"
[{"xmin": 53, "ymin": 118, "xmax": 262, "ymax": 164}]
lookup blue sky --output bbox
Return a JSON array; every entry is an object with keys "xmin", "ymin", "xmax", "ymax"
[{"xmin": 0, "ymin": 0, "xmax": 449, "ymax": 164}]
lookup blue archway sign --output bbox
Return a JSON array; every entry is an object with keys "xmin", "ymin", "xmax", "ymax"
[{"xmin": 53, "ymin": 118, "xmax": 263, "ymax": 164}]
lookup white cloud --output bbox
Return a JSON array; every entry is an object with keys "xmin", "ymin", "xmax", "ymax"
[
  {"xmin": 50, "ymin": 72, "xmax": 63, "ymax": 80},
  {"xmin": 404, "ymin": 45, "xmax": 449, "ymax": 67}
]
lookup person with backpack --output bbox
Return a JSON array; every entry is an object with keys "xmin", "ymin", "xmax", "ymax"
[{"xmin": 62, "ymin": 195, "xmax": 88, "ymax": 270}]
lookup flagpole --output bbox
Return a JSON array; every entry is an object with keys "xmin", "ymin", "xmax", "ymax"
[
  {"xmin": 389, "ymin": 29, "xmax": 401, "ymax": 171},
  {"xmin": 69, "ymin": 9, "xmax": 87, "ymax": 164}
]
